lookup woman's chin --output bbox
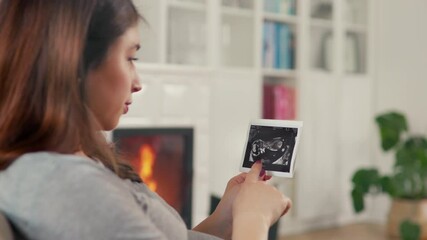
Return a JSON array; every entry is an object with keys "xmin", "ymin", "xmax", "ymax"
[{"xmin": 100, "ymin": 119, "xmax": 120, "ymax": 131}]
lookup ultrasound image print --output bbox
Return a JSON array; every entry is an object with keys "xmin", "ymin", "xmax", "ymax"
[{"xmin": 243, "ymin": 125, "xmax": 298, "ymax": 172}]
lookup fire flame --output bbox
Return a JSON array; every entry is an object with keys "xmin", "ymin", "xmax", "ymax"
[{"xmin": 139, "ymin": 144, "xmax": 157, "ymax": 191}]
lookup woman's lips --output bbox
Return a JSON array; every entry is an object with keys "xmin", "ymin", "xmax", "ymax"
[
  {"xmin": 124, "ymin": 102, "xmax": 132, "ymax": 114},
  {"xmin": 123, "ymin": 104, "xmax": 130, "ymax": 114}
]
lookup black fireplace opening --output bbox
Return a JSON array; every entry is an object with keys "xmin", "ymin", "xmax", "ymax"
[{"xmin": 112, "ymin": 128, "xmax": 194, "ymax": 228}]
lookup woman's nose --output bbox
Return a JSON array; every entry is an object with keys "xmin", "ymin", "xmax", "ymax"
[
  {"xmin": 132, "ymin": 83, "xmax": 142, "ymax": 93},
  {"xmin": 132, "ymin": 75, "xmax": 142, "ymax": 93}
]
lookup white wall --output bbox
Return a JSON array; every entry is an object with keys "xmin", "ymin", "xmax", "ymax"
[{"xmin": 370, "ymin": 0, "xmax": 427, "ymax": 221}]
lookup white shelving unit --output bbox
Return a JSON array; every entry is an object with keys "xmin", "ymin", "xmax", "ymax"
[
  {"xmin": 263, "ymin": 68, "xmax": 297, "ymax": 79},
  {"xmin": 135, "ymin": 0, "xmax": 370, "ymax": 74},
  {"xmin": 264, "ymin": 12, "xmax": 298, "ymax": 24},
  {"xmin": 345, "ymin": 23, "xmax": 367, "ymax": 32},
  {"xmin": 310, "ymin": 19, "xmax": 333, "ymax": 28},
  {"xmin": 132, "ymin": 0, "xmax": 374, "ymax": 235},
  {"xmin": 221, "ymin": 6, "xmax": 254, "ymax": 18},
  {"xmin": 168, "ymin": 0, "xmax": 205, "ymax": 11},
  {"xmin": 219, "ymin": 2, "xmax": 256, "ymax": 69},
  {"xmin": 294, "ymin": 0, "xmax": 375, "ymax": 228}
]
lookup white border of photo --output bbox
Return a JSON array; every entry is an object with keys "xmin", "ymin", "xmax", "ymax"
[{"xmin": 240, "ymin": 119, "xmax": 303, "ymax": 178}]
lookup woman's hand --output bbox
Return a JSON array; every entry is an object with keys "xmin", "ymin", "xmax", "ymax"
[
  {"xmin": 192, "ymin": 172, "xmax": 248, "ymax": 239},
  {"xmin": 210, "ymin": 166, "xmax": 274, "ymax": 238},
  {"xmin": 193, "ymin": 162, "xmax": 290, "ymax": 240},
  {"xmin": 232, "ymin": 161, "xmax": 292, "ymax": 240}
]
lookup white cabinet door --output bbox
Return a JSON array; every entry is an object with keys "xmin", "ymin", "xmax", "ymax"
[
  {"xmin": 295, "ymin": 73, "xmax": 340, "ymax": 219},
  {"xmin": 209, "ymin": 70, "xmax": 261, "ymax": 196},
  {"xmin": 337, "ymin": 76, "xmax": 374, "ymax": 219}
]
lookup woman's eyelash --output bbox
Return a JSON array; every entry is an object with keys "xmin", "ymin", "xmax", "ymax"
[{"xmin": 129, "ymin": 57, "xmax": 138, "ymax": 61}]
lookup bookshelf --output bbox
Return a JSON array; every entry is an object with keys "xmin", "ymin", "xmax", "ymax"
[
  {"xmin": 307, "ymin": 0, "xmax": 369, "ymax": 74},
  {"xmin": 345, "ymin": 23, "xmax": 367, "ymax": 33},
  {"xmin": 309, "ymin": 0, "xmax": 333, "ymax": 72},
  {"xmin": 263, "ymin": 69, "xmax": 296, "ymax": 79},
  {"xmin": 133, "ymin": 0, "xmax": 209, "ymax": 66},
  {"xmin": 132, "ymin": 0, "xmax": 373, "ymax": 230},
  {"xmin": 261, "ymin": 0, "xmax": 371, "ymax": 121},
  {"xmin": 168, "ymin": 0, "xmax": 206, "ymax": 11},
  {"xmin": 294, "ymin": 0, "xmax": 374, "ymax": 224},
  {"xmin": 264, "ymin": 12, "xmax": 298, "ymax": 24},
  {"xmin": 259, "ymin": 0, "xmax": 373, "ymax": 226},
  {"xmin": 134, "ymin": 0, "xmax": 370, "ymax": 74},
  {"xmin": 343, "ymin": 0, "xmax": 368, "ymax": 74},
  {"xmin": 167, "ymin": 4, "xmax": 208, "ymax": 66},
  {"xmin": 221, "ymin": 6, "xmax": 254, "ymax": 18},
  {"xmin": 261, "ymin": 0, "xmax": 297, "ymax": 121},
  {"xmin": 220, "ymin": 1, "xmax": 256, "ymax": 68}
]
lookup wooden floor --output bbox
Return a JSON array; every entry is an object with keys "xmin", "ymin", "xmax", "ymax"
[{"xmin": 280, "ymin": 223, "xmax": 395, "ymax": 240}]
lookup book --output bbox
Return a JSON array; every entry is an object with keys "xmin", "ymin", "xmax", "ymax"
[
  {"xmin": 277, "ymin": 23, "xmax": 295, "ymax": 69},
  {"xmin": 274, "ymin": 23, "xmax": 281, "ymax": 69},
  {"xmin": 263, "ymin": 84, "xmax": 296, "ymax": 120},
  {"xmin": 278, "ymin": 24, "xmax": 290, "ymax": 69},
  {"xmin": 263, "ymin": 21, "xmax": 276, "ymax": 68},
  {"xmin": 263, "ymin": 84, "xmax": 274, "ymax": 119},
  {"xmin": 274, "ymin": 84, "xmax": 295, "ymax": 120}
]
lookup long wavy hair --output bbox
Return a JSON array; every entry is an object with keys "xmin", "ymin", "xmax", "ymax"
[{"xmin": 0, "ymin": 0, "xmax": 141, "ymax": 179}]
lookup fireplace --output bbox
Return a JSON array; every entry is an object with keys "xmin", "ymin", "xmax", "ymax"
[{"xmin": 112, "ymin": 128, "xmax": 194, "ymax": 227}]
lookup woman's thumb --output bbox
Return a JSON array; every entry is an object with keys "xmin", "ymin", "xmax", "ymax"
[{"xmin": 246, "ymin": 161, "xmax": 263, "ymax": 183}]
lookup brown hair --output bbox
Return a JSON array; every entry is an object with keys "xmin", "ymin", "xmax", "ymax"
[{"xmin": 0, "ymin": 0, "xmax": 140, "ymax": 178}]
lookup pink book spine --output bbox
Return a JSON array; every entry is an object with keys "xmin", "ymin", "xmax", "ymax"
[
  {"xmin": 285, "ymin": 86, "xmax": 296, "ymax": 120},
  {"xmin": 273, "ymin": 84, "xmax": 286, "ymax": 120},
  {"xmin": 273, "ymin": 85, "xmax": 297, "ymax": 120},
  {"xmin": 263, "ymin": 85, "xmax": 273, "ymax": 119}
]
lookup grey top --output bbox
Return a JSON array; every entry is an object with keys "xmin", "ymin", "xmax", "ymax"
[{"xmin": 0, "ymin": 152, "xmax": 221, "ymax": 240}]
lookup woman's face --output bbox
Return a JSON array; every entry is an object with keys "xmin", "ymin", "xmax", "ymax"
[{"xmin": 86, "ymin": 25, "xmax": 141, "ymax": 131}]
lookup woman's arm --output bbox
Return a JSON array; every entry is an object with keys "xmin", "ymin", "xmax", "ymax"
[
  {"xmin": 232, "ymin": 162, "xmax": 291, "ymax": 240},
  {"xmin": 193, "ymin": 162, "xmax": 291, "ymax": 240},
  {"xmin": 193, "ymin": 173, "xmax": 246, "ymax": 239}
]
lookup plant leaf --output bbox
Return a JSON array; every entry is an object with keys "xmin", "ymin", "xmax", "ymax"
[
  {"xmin": 396, "ymin": 146, "xmax": 417, "ymax": 168},
  {"xmin": 351, "ymin": 187, "xmax": 364, "ymax": 213},
  {"xmin": 404, "ymin": 136, "xmax": 427, "ymax": 149},
  {"xmin": 352, "ymin": 169, "xmax": 380, "ymax": 193},
  {"xmin": 380, "ymin": 176, "xmax": 396, "ymax": 197},
  {"xmin": 375, "ymin": 112, "xmax": 408, "ymax": 151},
  {"xmin": 393, "ymin": 171, "xmax": 418, "ymax": 198},
  {"xmin": 407, "ymin": 137, "xmax": 427, "ymax": 167},
  {"xmin": 351, "ymin": 169, "xmax": 381, "ymax": 213},
  {"xmin": 400, "ymin": 220, "xmax": 421, "ymax": 240},
  {"xmin": 396, "ymin": 136, "xmax": 427, "ymax": 170}
]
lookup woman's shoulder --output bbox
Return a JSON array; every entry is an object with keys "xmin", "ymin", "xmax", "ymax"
[
  {"xmin": 0, "ymin": 151, "xmax": 126, "ymax": 201},
  {"xmin": 13, "ymin": 151, "xmax": 103, "ymax": 169},
  {"xmin": 0, "ymin": 152, "xmax": 186, "ymax": 239},
  {"xmin": 5, "ymin": 151, "xmax": 110, "ymax": 180}
]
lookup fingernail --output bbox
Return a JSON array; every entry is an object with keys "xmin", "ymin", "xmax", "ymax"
[{"xmin": 259, "ymin": 169, "xmax": 265, "ymax": 177}]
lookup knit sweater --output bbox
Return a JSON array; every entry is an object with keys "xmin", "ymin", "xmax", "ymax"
[{"xmin": 0, "ymin": 152, "xmax": 220, "ymax": 240}]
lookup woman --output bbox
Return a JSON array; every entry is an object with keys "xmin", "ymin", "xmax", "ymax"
[{"xmin": 0, "ymin": 0, "xmax": 291, "ymax": 239}]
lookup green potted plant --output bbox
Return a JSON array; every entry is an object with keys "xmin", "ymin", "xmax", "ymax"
[{"xmin": 351, "ymin": 111, "xmax": 427, "ymax": 240}]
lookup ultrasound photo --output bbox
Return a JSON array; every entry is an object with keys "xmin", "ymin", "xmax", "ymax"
[{"xmin": 242, "ymin": 125, "xmax": 298, "ymax": 173}]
